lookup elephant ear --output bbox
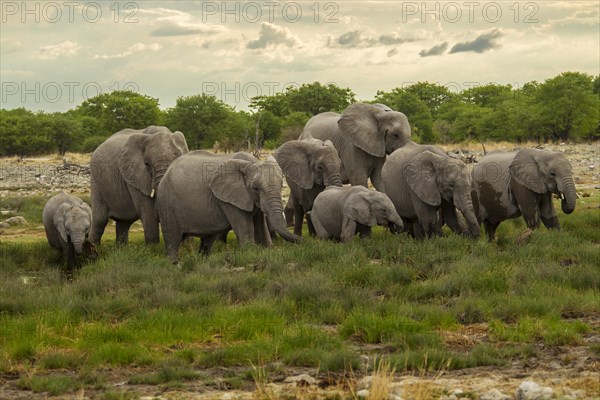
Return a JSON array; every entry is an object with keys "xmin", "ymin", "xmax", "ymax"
[
  {"xmin": 406, "ymin": 151, "xmax": 441, "ymax": 206},
  {"xmin": 510, "ymin": 149, "xmax": 546, "ymax": 193},
  {"xmin": 274, "ymin": 142, "xmax": 314, "ymax": 189},
  {"xmin": 118, "ymin": 134, "xmax": 153, "ymax": 197},
  {"xmin": 53, "ymin": 203, "xmax": 71, "ymax": 243},
  {"xmin": 344, "ymin": 189, "xmax": 377, "ymax": 226},
  {"xmin": 172, "ymin": 130, "xmax": 189, "ymax": 154},
  {"xmin": 209, "ymin": 159, "xmax": 254, "ymax": 212},
  {"xmin": 338, "ymin": 103, "xmax": 386, "ymax": 158}
]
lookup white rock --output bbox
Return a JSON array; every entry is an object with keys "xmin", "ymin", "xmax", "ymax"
[
  {"xmin": 480, "ymin": 388, "xmax": 511, "ymax": 400},
  {"xmin": 516, "ymin": 381, "xmax": 554, "ymax": 400},
  {"xmin": 357, "ymin": 376, "xmax": 373, "ymax": 390},
  {"xmin": 357, "ymin": 389, "xmax": 370, "ymax": 399},
  {"xmin": 2, "ymin": 216, "xmax": 26, "ymax": 226},
  {"xmin": 284, "ymin": 374, "xmax": 316, "ymax": 386}
]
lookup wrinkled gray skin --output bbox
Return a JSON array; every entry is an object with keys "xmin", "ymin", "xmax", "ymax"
[
  {"xmin": 157, "ymin": 151, "xmax": 301, "ymax": 262},
  {"xmin": 299, "ymin": 103, "xmax": 411, "ymax": 190},
  {"xmin": 382, "ymin": 142, "xmax": 480, "ymax": 239},
  {"xmin": 43, "ymin": 191, "xmax": 93, "ymax": 275},
  {"xmin": 472, "ymin": 148, "xmax": 576, "ymax": 241},
  {"xmin": 310, "ymin": 186, "xmax": 403, "ymax": 242},
  {"xmin": 274, "ymin": 139, "xmax": 343, "ymax": 236},
  {"xmin": 90, "ymin": 126, "xmax": 188, "ymax": 245}
]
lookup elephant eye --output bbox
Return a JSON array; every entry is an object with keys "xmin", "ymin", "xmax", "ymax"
[{"xmin": 550, "ymin": 172, "xmax": 556, "ymax": 176}]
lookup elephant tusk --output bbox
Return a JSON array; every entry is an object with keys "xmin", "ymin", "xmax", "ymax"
[{"xmin": 150, "ymin": 188, "xmax": 155, "ymax": 198}]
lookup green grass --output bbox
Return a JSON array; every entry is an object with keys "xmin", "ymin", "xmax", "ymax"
[{"xmin": 0, "ymin": 193, "xmax": 598, "ymax": 395}]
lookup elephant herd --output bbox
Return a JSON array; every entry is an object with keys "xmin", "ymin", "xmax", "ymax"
[{"xmin": 42, "ymin": 103, "xmax": 577, "ymax": 273}]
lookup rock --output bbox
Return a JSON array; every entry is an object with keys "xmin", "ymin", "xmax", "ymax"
[
  {"xmin": 562, "ymin": 389, "xmax": 586, "ymax": 399},
  {"xmin": 356, "ymin": 389, "xmax": 370, "ymax": 399},
  {"xmin": 516, "ymin": 381, "xmax": 554, "ymax": 400},
  {"xmin": 357, "ymin": 376, "xmax": 373, "ymax": 390},
  {"xmin": 284, "ymin": 374, "xmax": 316, "ymax": 386},
  {"xmin": 2, "ymin": 216, "xmax": 26, "ymax": 226},
  {"xmin": 480, "ymin": 388, "xmax": 511, "ymax": 400}
]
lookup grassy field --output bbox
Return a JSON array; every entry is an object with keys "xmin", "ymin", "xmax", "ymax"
[{"xmin": 0, "ymin": 193, "xmax": 599, "ymax": 398}]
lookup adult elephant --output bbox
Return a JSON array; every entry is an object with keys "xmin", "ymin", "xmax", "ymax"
[
  {"xmin": 382, "ymin": 142, "xmax": 480, "ymax": 238},
  {"xmin": 274, "ymin": 138, "xmax": 342, "ymax": 236},
  {"xmin": 472, "ymin": 148, "xmax": 576, "ymax": 241},
  {"xmin": 157, "ymin": 151, "xmax": 301, "ymax": 262},
  {"xmin": 90, "ymin": 126, "xmax": 188, "ymax": 245},
  {"xmin": 299, "ymin": 103, "xmax": 411, "ymax": 190}
]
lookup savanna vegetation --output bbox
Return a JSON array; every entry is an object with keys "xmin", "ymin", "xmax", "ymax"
[
  {"xmin": 1, "ymin": 71, "xmax": 599, "ymax": 157},
  {"xmin": 0, "ymin": 193, "xmax": 598, "ymax": 397}
]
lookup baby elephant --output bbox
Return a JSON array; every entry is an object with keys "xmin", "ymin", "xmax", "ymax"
[
  {"xmin": 310, "ymin": 186, "xmax": 403, "ymax": 242},
  {"xmin": 43, "ymin": 192, "xmax": 95, "ymax": 276}
]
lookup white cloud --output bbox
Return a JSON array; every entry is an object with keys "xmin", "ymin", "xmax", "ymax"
[
  {"xmin": 93, "ymin": 43, "xmax": 162, "ymax": 60},
  {"xmin": 38, "ymin": 40, "xmax": 80, "ymax": 60},
  {"xmin": 247, "ymin": 22, "xmax": 299, "ymax": 49}
]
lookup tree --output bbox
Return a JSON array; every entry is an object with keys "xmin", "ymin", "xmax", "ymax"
[
  {"xmin": 164, "ymin": 94, "xmax": 236, "ymax": 149},
  {"xmin": 0, "ymin": 109, "xmax": 52, "ymax": 157},
  {"xmin": 460, "ymin": 84, "xmax": 513, "ymax": 108},
  {"xmin": 76, "ymin": 90, "xmax": 162, "ymax": 135},
  {"xmin": 250, "ymin": 82, "xmax": 355, "ymax": 117},
  {"xmin": 39, "ymin": 113, "xmax": 88, "ymax": 155},
  {"xmin": 374, "ymin": 89, "xmax": 434, "ymax": 143},
  {"xmin": 403, "ymin": 82, "xmax": 457, "ymax": 118},
  {"xmin": 286, "ymin": 82, "xmax": 355, "ymax": 116},
  {"xmin": 535, "ymin": 72, "xmax": 599, "ymax": 141},
  {"xmin": 249, "ymin": 92, "xmax": 290, "ymax": 117}
]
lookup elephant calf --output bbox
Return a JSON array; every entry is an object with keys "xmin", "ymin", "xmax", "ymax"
[
  {"xmin": 310, "ymin": 186, "xmax": 403, "ymax": 242},
  {"xmin": 274, "ymin": 138, "xmax": 342, "ymax": 236},
  {"xmin": 472, "ymin": 148, "xmax": 576, "ymax": 241},
  {"xmin": 43, "ymin": 191, "xmax": 96, "ymax": 276}
]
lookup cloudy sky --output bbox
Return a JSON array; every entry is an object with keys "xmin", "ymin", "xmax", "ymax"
[{"xmin": 1, "ymin": 1, "xmax": 598, "ymax": 112}]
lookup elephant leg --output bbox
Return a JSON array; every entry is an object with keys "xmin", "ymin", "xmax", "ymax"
[
  {"xmin": 115, "ymin": 220, "xmax": 134, "ymax": 245},
  {"xmin": 199, "ymin": 235, "xmax": 219, "ymax": 256},
  {"xmin": 309, "ymin": 212, "xmax": 329, "ymax": 240},
  {"xmin": 511, "ymin": 181, "xmax": 541, "ymax": 230},
  {"xmin": 293, "ymin": 201, "xmax": 305, "ymax": 236},
  {"xmin": 163, "ymin": 228, "xmax": 183, "ymax": 264},
  {"xmin": 284, "ymin": 198, "xmax": 295, "ymax": 227},
  {"xmin": 539, "ymin": 194, "xmax": 560, "ymax": 229},
  {"xmin": 412, "ymin": 222, "xmax": 426, "ymax": 239},
  {"xmin": 413, "ymin": 199, "xmax": 438, "ymax": 238},
  {"xmin": 62, "ymin": 241, "xmax": 76, "ymax": 281},
  {"xmin": 222, "ymin": 204, "xmax": 254, "ymax": 246},
  {"xmin": 340, "ymin": 217, "xmax": 358, "ymax": 242},
  {"xmin": 483, "ymin": 220, "xmax": 500, "ymax": 242},
  {"xmin": 441, "ymin": 201, "xmax": 466, "ymax": 236},
  {"xmin": 90, "ymin": 200, "xmax": 109, "ymax": 245},
  {"xmin": 253, "ymin": 211, "xmax": 273, "ymax": 247},
  {"xmin": 357, "ymin": 224, "xmax": 372, "ymax": 240},
  {"xmin": 306, "ymin": 213, "xmax": 317, "ymax": 237}
]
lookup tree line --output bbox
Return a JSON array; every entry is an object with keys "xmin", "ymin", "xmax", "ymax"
[{"xmin": 1, "ymin": 71, "xmax": 598, "ymax": 157}]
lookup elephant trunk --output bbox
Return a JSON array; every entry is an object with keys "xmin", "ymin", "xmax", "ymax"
[
  {"xmin": 558, "ymin": 175, "xmax": 576, "ymax": 214},
  {"xmin": 71, "ymin": 234, "xmax": 85, "ymax": 255},
  {"xmin": 324, "ymin": 171, "xmax": 343, "ymax": 187},
  {"xmin": 151, "ymin": 161, "xmax": 171, "ymax": 196},
  {"xmin": 264, "ymin": 190, "xmax": 302, "ymax": 243},
  {"xmin": 454, "ymin": 192, "xmax": 481, "ymax": 238}
]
